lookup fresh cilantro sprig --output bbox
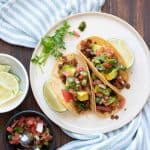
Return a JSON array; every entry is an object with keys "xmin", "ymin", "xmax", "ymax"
[{"xmin": 32, "ymin": 21, "xmax": 70, "ymax": 65}]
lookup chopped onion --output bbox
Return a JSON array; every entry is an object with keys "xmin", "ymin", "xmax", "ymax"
[
  {"xmin": 34, "ymin": 135, "xmax": 40, "ymax": 141},
  {"xmin": 99, "ymin": 84, "xmax": 106, "ymax": 89},
  {"xmin": 36, "ymin": 122, "xmax": 43, "ymax": 133}
]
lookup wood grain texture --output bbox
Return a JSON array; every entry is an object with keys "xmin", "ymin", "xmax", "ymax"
[{"xmin": 0, "ymin": 0, "xmax": 149, "ymax": 149}]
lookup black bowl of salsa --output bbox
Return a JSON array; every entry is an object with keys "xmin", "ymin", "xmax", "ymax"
[{"xmin": 4, "ymin": 110, "xmax": 55, "ymax": 150}]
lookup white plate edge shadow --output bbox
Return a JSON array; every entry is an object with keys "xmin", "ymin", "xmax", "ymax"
[{"xmin": 30, "ymin": 12, "xmax": 150, "ymax": 134}]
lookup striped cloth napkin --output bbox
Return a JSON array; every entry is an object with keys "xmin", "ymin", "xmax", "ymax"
[{"xmin": 0, "ymin": 0, "xmax": 150, "ymax": 150}]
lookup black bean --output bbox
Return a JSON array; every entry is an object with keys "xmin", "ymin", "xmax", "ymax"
[{"xmin": 126, "ymin": 83, "xmax": 130, "ymax": 89}]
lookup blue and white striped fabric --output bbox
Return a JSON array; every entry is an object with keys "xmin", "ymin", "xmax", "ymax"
[
  {"xmin": 0, "ymin": 0, "xmax": 105, "ymax": 47},
  {"xmin": 0, "ymin": 0, "xmax": 150, "ymax": 150}
]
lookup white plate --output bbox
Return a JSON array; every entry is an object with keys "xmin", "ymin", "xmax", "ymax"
[{"xmin": 30, "ymin": 12, "xmax": 150, "ymax": 134}]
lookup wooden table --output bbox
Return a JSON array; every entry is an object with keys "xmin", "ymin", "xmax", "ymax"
[{"xmin": 0, "ymin": 0, "xmax": 149, "ymax": 149}]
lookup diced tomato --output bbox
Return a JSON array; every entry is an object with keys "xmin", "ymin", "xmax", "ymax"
[
  {"xmin": 62, "ymin": 90, "xmax": 73, "ymax": 102},
  {"xmin": 77, "ymin": 67, "xmax": 85, "ymax": 72},
  {"xmin": 95, "ymin": 93, "xmax": 103, "ymax": 97},
  {"xmin": 27, "ymin": 119, "xmax": 35, "ymax": 126},
  {"xmin": 79, "ymin": 75, "xmax": 83, "ymax": 80},
  {"xmin": 106, "ymin": 49, "xmax": 114, "ymax": 54},
  {"xmin": 96, "ymin": 106, "xmax": 112, "ymax": 112},
  {"xmin": 105, "ymin": 49, "xmax": 114, "ymax": 57},
  {"xmin": 96, "ymin": 49, "xmax": 102, "ymax": 56},
  {"xmin": 69, "ymin": 89, "xmax": 76, "ymax": 98},
  {"xmin": 62, "ymin": 71, "xmax": 69, "ymax": 77},
  {"xmin": 103, "ymin": 62, "xmax": 112, "ymax": 68},
  {"xmin": 31, "ymin": 125, "xmax": 37, "ymax": 134},
  {"xmin": 119, "ymin": 99, "xmax": 125, "ymax": 109},
  {"xmin": 72, "ymin": 31, "xmax": 80, "ymax": 37},
  {"xmin": 7, "ymin": 126, "xmax": 13, "ymax": 133}
]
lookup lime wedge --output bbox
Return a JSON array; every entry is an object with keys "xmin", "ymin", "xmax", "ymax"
[
  {"xmin": 43, "ymin": 80, "xmax": 67, "ymax": 112},
  {"xmin": 0, "ymin": 72, "xmax": 19, "ymax": 105},
  {"xmin": 108, "ymin": 38, "xmax": 134, "ymax": 68},
  {"xmin": 0, "ymin": 64, "xmax": 11, "ymax": 72},
  {"xmin": 0, "ymin": 91, "xmax": 22, "ymax": 107}
]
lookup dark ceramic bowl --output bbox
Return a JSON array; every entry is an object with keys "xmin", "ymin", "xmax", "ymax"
[{"xmin": 4, "ymin": 110, "xmax": 55, "ymax": 150}]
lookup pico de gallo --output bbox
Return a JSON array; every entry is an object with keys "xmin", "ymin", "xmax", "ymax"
[
  {"xmin": 80, "ymin": 38, "xmax": 130, "ymax": 90},
  {"xmin": 6, "ymin": 116, "xmax": 52, "ymax": 149},
  {"xmin": 58, "ymin": 56, "xmax": 91, "ymax": 113},
  {"xmin": 91, "ymin": 72, "xmax": 125, "ymax": 114}
]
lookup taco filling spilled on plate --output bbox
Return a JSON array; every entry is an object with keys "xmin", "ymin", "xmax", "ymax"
[
  {"xmin": 91, "ymin": 71, "xmax": 125, "ymax": 117},
  {"xmin": 78, "ymin": 36, "xmax": 130, "ymax": 91},
  {"xmin": 52, "ymin": 54, "xmax": 93, "ymax": 114}
]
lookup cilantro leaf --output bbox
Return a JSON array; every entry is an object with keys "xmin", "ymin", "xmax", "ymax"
[{"xmin": 32, "ymin": 21, "xmax": 70, "ymax": 65}]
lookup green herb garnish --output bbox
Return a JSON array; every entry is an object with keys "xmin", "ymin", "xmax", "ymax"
[
  {"xmin": 91, "ymin": 73, "xmax": 97, "ymax": 80},
  {"xmin": 106, "ymin": 96, "xmax": 117, "ymax": 106},
  {"xmin": 75, "ymin": 101, "xmax": 87, "ymax": 112},
  {"xmin": 8, "ymin": 135, "xmax": 12, "ymax": 140},
  {"xmin": 32, "ymin": 21, "xmax": 71, "ymax": 65},
  {"xmin": 92, "ymin": 54, "xmax": 107, "ymax": 63},
  {"xmin": 44, "ymin": 141, "xmax": 49, "ymax": 146},
  {"xmin": 14, "ymin": 127, "xmax": 23, "ymax": 133},
  {"xmin": 96, "ymin": 97, "xmax": 101, "ymax": 104},
  {"xmin": 65, "ymin": 77, "xmax": 76, "ymax": 90},
  {"xmin": 119, "ymin": 65, "xmax": 127, "ymax": 71},
  {"xmin": 78, "ymin": 21, "xmax": 86, "ymax": 32},
  {"xmin": 92, "ymin": 54, "xmax": 126, "ymax": 74}
]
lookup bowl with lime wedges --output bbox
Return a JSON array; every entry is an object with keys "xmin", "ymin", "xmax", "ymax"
[{"xmin": 0, "ymin": 53, "xmax": 29, "ymax": 113}]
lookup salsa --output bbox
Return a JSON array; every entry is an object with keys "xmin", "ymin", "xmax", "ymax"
[
  {"xmin": 80, "ymin": 39, "xmax": 130, "ymax": 90},
  {"xmin": 59, "ymin": 56, "xmax": 91, "ymax": 113},
  {"xmin": 7, "ymin": 116, "xmax": 52, "ymax": 149}
]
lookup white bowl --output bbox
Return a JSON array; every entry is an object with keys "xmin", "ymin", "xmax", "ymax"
[{"xmin": 0, "ymin": 53, "xmax": 29, "ymax": 113}]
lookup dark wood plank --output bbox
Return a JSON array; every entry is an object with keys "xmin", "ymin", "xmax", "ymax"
[
  {"xmin": 103, "ymin": 0, "xmax": 150, "ymax": 47},
  {"xmin": 0, "ymin": 0, "xmax": 149, "ymax": 149}
]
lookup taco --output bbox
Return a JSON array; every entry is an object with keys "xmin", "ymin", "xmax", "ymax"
[
  {"xmin": 77, "ymin": 36, "xmax": 130, "ymax": 93},
  {"xmin": 51, "ymin": 54, "xmax": 94, "ymax": 114},
  {"xmin": 90, "ymin": 71, "xmax": 125, "ymax": 117}
]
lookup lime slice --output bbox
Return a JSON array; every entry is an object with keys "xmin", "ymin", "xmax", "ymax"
[
  {"xmin": 0, "ymin": 72, "xmax": 19, "ymax": 105},
  {"xmin": 0, "ymin": 64, "xmax": 11, "ymax": 72},
  {"xmin": 0, "ymin": 91, "xmax": 22, "ymax": 107},
  {"xmin": 108, "ymin": 38, "xmax": 134, "ymax": 68},
  {"xmin": 43, "ymin": 80, "xmax": 67, "ymax": 112}
]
